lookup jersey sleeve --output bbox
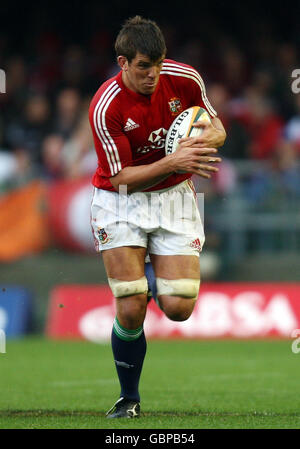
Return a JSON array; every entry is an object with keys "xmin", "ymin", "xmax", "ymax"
[
  {"xmin": 162, "ymin": 60, "xmax": 218, "ymax": 118},
  {"xmin": 185, "ymin": 66, "xmax": 218, "ymax": 118},
  {"xmin": 89, "ymin": 91, "xmax": 132, "ymax": 178}
]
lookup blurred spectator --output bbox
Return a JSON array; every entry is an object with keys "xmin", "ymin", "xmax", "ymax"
[
  {"xmin": 271, "ymin": 139, "xmax": 300, "ymax": 198},
  {"xmin": 219, "ymin": 44, "xmax": 251, "ymax": 96},
  {"xmin": 213, "ymin": 159, "xmax": 237, "ymax": 196},
  {"xmin": 284, "ymin": 94, "xmax": 300, "ymax": 150},
  {"xmin": 244, "ymin": 139, "xmax": 300, "ymax": 206},
  {"xmin": 42, "ymin": 97, "xmax": 95, "ymax": 180},
  {"xmin": 243, "ymin": 88, "xmax": 284, "ymax": 159},
  {"xmin": 192, "ymin": 156, "xmax": 237, "ymax": 199},
  {"xmin": 50, "ymin": 88, "xmax": 81, "ymax": 139},
  {"xmin": 88, "ymin": 30, "xmax": 114, "ymax": 90},
  {"xmin": 207, "ymin": 83, "xmax": 250, "ymax": 159},
  {"xmin": 5, "ymin": 94, "xmax": 51, "ymax": 177},
  {"xmin": 251, "ymin": 68, "xmax": 277, "ymax": 99},
  {"xmin": 42, "ymin": 135, "xmax": 65, "ymax": 179},
  {"xmin": 56, "ymin": 45, "xmax": 86, "ymax": 93},
  {"xmin": 173, "ymin": 39, "xmax": 204, "ymax": 70},
  {"xmin": 29, "ymin": 32, "xmax": 62, "ymax": 94},
  {"xmin": 60, "ymin": 98, "xmax": 96, "ymax": 179}
]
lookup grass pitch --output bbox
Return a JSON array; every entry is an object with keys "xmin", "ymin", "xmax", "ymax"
[{"xmin": 0, "ymin": 337, "xmax": 299, "ymax": 429}]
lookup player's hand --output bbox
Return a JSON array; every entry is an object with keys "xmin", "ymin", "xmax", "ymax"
[
  {"xmin": 179, "ymin": 119, "xmax": 225, "ymax": 149},
  {"xmin": 169, "ymin": 142, "xmax": 222, "ymax": 179}
]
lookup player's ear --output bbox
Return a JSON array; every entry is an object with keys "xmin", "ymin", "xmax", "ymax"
[{"xmin": 117, "ymin": 56, "xmax": 128, "ymax": 71}]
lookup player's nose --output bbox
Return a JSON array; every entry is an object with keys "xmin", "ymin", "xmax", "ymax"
[{"xmin": 147, "ymin": 66, "xmax": 159, "ymax": 79}]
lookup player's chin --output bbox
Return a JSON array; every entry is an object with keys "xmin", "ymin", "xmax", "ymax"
[{"xmin": 141, "ymin": 84, "xmax": 157, "ymax": 95}]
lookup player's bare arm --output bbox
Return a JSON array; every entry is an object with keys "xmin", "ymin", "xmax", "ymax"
[{"xmin": 109, "ymin": 146, "xmax": 221, "ymax": 192}]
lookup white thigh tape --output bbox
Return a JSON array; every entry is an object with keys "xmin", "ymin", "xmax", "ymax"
[
  {"xmin": 108, "ymin": 276, "xmax": 148, "ymax": 298},
  {"xmin": 156, "ymin": 277, "xmax": 200, "ymax": 300}
]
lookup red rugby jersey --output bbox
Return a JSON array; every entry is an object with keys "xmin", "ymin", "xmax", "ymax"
[{"xmin": 89, "ymin": 59, "xmax": 217, "ymax": 192}]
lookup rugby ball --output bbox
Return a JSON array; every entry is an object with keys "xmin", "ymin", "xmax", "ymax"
[{"xmin": 165, "ymin": 106, "xmax": 211, "ymax": 155}]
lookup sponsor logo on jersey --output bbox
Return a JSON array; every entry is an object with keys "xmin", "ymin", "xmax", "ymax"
[
  {"xmin": 97, "ymin": 227, "xmax": 109, "ymax": 244},
  {"xmin": 148, "ymin": 128, "xmax": 167, "ymax": 143},
  {"xmin": 168, "ymin": 97, "xmax": 183, "ymax": 116},
  {"xmin": 137, "ymin": 128, "xmax": 167, "ymax": 154},
  {"xmin": 190, "ymin": 238, "xmax": 202, "ymax": 252},
  {"xmin": 124, "ymin": 118, "xmax": 140, "ymax": 132}
]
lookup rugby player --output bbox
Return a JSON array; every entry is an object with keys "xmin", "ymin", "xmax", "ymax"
[{"xmin": 89, "ymin": 16, "xmax": 226, "ymax": 418}]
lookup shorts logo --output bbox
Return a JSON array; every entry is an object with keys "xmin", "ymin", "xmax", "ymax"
[
  {"xmin": 190, "ymin": 238, "xmax": 202, "ymax": 252},
  {"xmin": 97, "ymin": 227, "xmax": 109, "ymax": 244},
  {"xmin": 168, "ymin": 97, "xmax": 183, "ymax": 116}
]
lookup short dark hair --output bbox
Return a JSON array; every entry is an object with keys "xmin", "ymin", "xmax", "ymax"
[{"xmin": 115, "ymin": 16, "xmax": 167, "ymax": 63}]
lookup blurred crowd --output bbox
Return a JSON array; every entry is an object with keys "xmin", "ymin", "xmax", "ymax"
[{"xmin": 0, "ymin": 23, "xmax": 300, "ymax": 196}]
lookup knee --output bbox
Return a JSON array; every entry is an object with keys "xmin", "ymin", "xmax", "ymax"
[
  {"xmin": 108, "ymin": 276, "xmax": 148, "ymax": 299},
  {"xmin": 108, "ymin": 275, "xmax": 148, "ymax": 329},
  {"xmin": 156, "ymin": 277, "xmax": 199, "ymax": 321},
  {"xmin": 117, "ymin": 294, "xmax": 147, "ymax": 329},
  {"xmin": 161, "ymin": 297, "xmax": 195, "ymax": 322}
]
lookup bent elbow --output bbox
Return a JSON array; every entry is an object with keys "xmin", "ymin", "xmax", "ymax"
[
  {"xmin": 110, "ymin": 175, "xmax": 132, "ymax": 194},
  {"xmin": 219, "ymin": 131, "xmax": 227, "ymax": 148}
]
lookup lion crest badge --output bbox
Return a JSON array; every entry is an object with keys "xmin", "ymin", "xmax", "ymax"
[{"xmin": 168, "ymin": 97, "xmax": 183, "ymax": 116}]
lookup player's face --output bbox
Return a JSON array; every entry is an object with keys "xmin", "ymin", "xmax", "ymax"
[{"xmin": 120, "ymin": 53, "xmax": 165, "ymax": 95}]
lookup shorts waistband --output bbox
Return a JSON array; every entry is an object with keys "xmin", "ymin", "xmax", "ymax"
[
  {"xmin": 141, "ymin": 180, "xmax": 189, "ymax": 195},
  {"xmin": 95, "ymin": 180, "xmax": 191, "ymax": 196}
]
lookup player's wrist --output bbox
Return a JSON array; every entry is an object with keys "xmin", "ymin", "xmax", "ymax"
[
  {"xmin": 162, "ymin": 153, "xmax": 177, "ymax": 173},
  {"xmin": 212, "ymin": 128, "xmax": 226, "ymax": 148}
]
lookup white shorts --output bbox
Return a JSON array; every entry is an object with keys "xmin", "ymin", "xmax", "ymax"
[{"xmin": 91, "ymin": 179, "xmax": 205, "ymax": 257}]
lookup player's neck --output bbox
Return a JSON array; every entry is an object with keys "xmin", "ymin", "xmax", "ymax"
[{"xmin": 121, "ymin": 71, "xmax": 139, "ymax": 95}]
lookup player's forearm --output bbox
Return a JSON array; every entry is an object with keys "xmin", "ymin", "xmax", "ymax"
[
  {"xmin": 110, "ymin": 156, "xmax": 175, "ymax": 193},
  {"xmin": 211, "ymin": 117, "xmax": 227, "ymax": 147}
]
